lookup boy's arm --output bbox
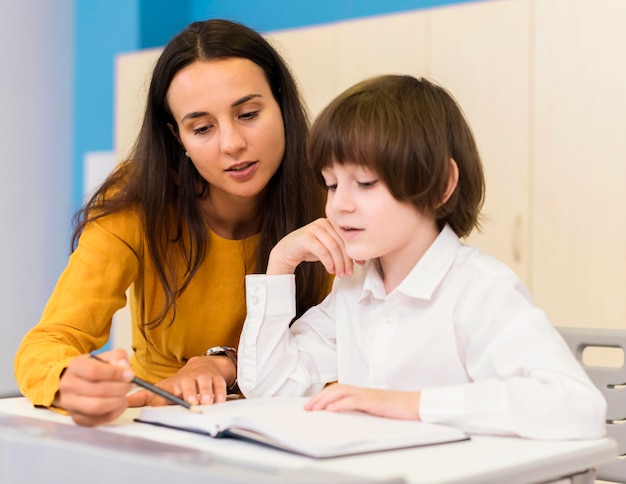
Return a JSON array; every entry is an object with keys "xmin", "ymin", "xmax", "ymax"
[
  {"xmin": 237, "ymin": 274, "xmax": 338, "ymax": 398},
  {"xmin": 421, "ymin": 276, "xmax": 607, "ymax": 440}
]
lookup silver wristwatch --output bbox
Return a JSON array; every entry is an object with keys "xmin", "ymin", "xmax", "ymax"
[
  {"xmin": 204, "ymin": 346, "xmax": 238, "ymax": 393},
  {"xmin": 204, "ymin": 346, "xmax": 237, "ymax": 358}
]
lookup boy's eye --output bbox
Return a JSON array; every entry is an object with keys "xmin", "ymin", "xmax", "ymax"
[{"xmin": 358, "ymin": 180, "xmax": 378, "ymax": 188}]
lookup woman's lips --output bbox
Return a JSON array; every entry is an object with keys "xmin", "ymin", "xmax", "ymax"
[{"xmin": 225, "ymin": 161, "xmax": 258, "ymax": 179}]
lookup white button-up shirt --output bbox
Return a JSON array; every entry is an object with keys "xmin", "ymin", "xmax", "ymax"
[{"xmin": 238, "ymin": 225, "xmax": 606, "ymax": 439}]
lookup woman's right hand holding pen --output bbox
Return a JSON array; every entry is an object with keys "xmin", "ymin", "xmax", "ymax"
[
  {"xmin": 267, "ymin": 218, "xmax": 356, "ymax": 277},
  {"xmin": 54, "ymin": 348, "xmax": 134, "ymax": 427}
]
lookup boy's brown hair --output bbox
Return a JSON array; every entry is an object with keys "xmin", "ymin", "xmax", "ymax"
[{"xmin": 308, "ymin": 75, "xmax": 485, "ymax": 238}]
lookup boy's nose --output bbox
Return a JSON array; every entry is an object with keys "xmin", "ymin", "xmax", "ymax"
[{"xmin": 328, "ymin": 187, "xmax": 355, "ymax": 213}]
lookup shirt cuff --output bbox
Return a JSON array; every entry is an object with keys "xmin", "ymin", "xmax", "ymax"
[
  {"xmin": 419, "ymin": 385, "xmax": 466, "ymax": 426},
  {"xmin": 246, "ymin": 274, "xmax": 295, "ymax": 316}
]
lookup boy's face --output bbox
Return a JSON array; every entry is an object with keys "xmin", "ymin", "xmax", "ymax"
[{"xmin": 321, "ymin": 162, "xmax": 440, "ymax": 273}]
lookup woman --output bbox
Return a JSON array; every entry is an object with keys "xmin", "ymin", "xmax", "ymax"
[{"xmin": 14, "ymin": 19, "xmax": 329, "ymax": 426}]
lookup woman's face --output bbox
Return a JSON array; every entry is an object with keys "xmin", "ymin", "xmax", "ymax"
[{"xmin": 167, "ymin": 58, "xmax": 285, "ymax": 204}]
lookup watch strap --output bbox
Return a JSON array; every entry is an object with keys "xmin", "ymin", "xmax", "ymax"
[{"xmin": 203, "ymin": 346, "xmax": 239, "ymax": 393}]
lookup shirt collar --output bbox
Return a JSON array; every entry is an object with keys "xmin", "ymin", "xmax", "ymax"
[{"xmin": 359, "ymin": 224, "xmax": 462, "ymax": 301}]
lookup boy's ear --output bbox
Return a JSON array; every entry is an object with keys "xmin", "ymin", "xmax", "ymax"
[{"xmin": 441, "ymin": 158, "xmax": 459, "ymax": 205}]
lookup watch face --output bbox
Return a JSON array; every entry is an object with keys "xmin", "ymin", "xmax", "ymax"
[{"xmin": 205, "ymin": 346, "xmax": 236, "ymax": 356}]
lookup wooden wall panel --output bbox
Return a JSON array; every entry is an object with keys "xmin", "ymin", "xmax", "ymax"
[
  {"xmin": 269, "ymin": 11, "xmax": 427, "ymax": 120},
  {"xmin": 532, "ymin": 0, "xmax": 626, "ymax": 329},
  {"xmin": 428, "ymin": 0, "xmax": 531, "ymax": 282}
]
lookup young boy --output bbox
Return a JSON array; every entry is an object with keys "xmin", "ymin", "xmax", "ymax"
[{"xmin": 237, "ymin": 75, "xmax": 606, "ymax": 439}]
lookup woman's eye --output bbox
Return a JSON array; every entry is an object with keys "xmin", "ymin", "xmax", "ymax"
[
  {"xmin": 324, "ymin": 184, "xmax": 337, "ymax": 192},
  {"xmin": 358, "ymin": 180, "xmax": 378, "ymax": 188},
  {"xmin": 239, "ymin": 110, "xmax": 259, "ymax": 121},
  {"xmin": 193, "ymin": 125, "xmax": 212, "ymax": 135}
]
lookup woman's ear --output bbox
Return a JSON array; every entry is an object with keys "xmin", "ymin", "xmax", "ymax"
[
  {"xmin": 441, "ymin": 158, "xmax": 459, "ymax": 205},
  {"xmin": 167, "ymin": 123, "xmax": 182, "ymax": 144}
]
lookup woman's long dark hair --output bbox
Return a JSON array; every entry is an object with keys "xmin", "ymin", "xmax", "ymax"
[{"xmin": 72, "ymin": 19, "xmax": 328, "ymax": 327}]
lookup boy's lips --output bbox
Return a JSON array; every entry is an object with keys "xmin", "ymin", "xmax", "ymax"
[{"xmin": 340, "ymin": 226, "xmax": 364, "ymax": 239}]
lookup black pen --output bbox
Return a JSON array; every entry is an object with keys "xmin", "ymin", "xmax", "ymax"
[{"xmin": 90, "ymin": 353, "xmax": 199, "ymax": 412}]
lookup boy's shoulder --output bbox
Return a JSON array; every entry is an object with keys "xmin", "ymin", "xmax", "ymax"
[
  {"xmin": 457, "ymin": 244, "xmax": 519, "ymax": 279},
  {"xmin": 452, "ymin": 244, "xmax": 535, "ymax": 306},
  {"xmin": 453, "ymin": 244, "xmax": 527, "ymax": 299}
]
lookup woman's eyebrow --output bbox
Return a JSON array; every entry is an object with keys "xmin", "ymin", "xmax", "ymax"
[
  {"xmin": 180, "ymin": 94, "xmax": 263, "ymax": 123},
  {"xmin": 180, "ymin": 111, "xmax": 209, "ymax": 123},
  {"xmin": 232, "ymin": 93, "xmax": 262, "ymax": 108}
]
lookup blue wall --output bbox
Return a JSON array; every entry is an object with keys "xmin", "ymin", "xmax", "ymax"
[
  {"xmin": 74, "ymin": 0, "xmax": 140, "ymax": 206},
  {"xmin": 188, "ymin": 0, "xmax": 475, "ymax": 33},
  {"xmin": 73, "ymin": 0, "xmax": 477, "ymax": 209}
]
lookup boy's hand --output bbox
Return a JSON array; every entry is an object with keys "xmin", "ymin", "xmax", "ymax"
[
  {"xmin": 304, "ymin": 383, "xmax": 422, "ymax": 421},
  {"xmin": 267, "ymin": 218, "xmax": 355, "ymax": 277}
]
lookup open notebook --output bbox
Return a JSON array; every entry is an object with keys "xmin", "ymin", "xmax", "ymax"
[{"xmin": 136, "ymin": 397, "xmax": 468, "ymax": 458}]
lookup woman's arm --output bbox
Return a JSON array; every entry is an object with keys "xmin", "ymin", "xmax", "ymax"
[{"xmin": 14, "ymin": 211, "xmax": 140, "ymax": 421}]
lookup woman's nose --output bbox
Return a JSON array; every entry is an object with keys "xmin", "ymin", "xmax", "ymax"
[{"xmin": 220, "ymin": 123, "xmax": 246, "ymax": 155}]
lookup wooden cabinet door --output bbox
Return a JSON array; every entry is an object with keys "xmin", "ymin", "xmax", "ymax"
[{"xmin": 532, "ymin": 0, "xmax": 626, "ymax": 330}]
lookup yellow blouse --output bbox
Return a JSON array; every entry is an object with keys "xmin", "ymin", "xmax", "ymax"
[{"xmin": 14, "ymin": 209, "xmax": 258, "ymax": 406}]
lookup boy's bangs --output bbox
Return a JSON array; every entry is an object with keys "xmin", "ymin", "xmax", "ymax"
[{"xmin": 313, "ymin": 105, "xmax": 389, "ymax": 171}]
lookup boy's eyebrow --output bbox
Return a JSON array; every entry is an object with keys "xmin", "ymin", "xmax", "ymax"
[{"xmin": 180, "ymin": 94, "xmax": 262, "ymax": 123}]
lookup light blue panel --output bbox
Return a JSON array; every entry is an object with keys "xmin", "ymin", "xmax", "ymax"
[
  {"xmin": 74, "ymin": 0, "xmax": 140, "ymax": 208},
  {"xmin": 188, "ymin": 0, "xmax": 480, "ymax": 32}
]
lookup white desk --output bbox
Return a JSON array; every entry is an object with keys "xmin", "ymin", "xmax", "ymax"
[{"xmin": 0, "ymin": 397, "xmax": 617, "ymax": 484}]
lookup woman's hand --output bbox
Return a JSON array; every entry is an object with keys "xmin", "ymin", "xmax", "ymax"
[
  {"xmin": 54, "ymin": 348, "xmax": 134, "ymax": 427},
  {"xmin": 305, "ymin": 383, "xmax": 422, "ymax": 421},
  {"xmin": 126, "ymin": 354, "xmax": 235, "ymax": 408},
  {"xmin": 267, "ymin": 218, "xmax": 356, "ymax": 277}
]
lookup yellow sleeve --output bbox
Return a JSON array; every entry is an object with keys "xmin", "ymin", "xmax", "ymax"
[{"xmin": 13, "ymin": 210, "xmax": 142, "ymax": 406}]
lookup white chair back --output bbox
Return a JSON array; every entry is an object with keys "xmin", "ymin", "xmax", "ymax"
[{"xmin": 558, "ymin": 327, "xmax": 626, "ymax": 483}]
